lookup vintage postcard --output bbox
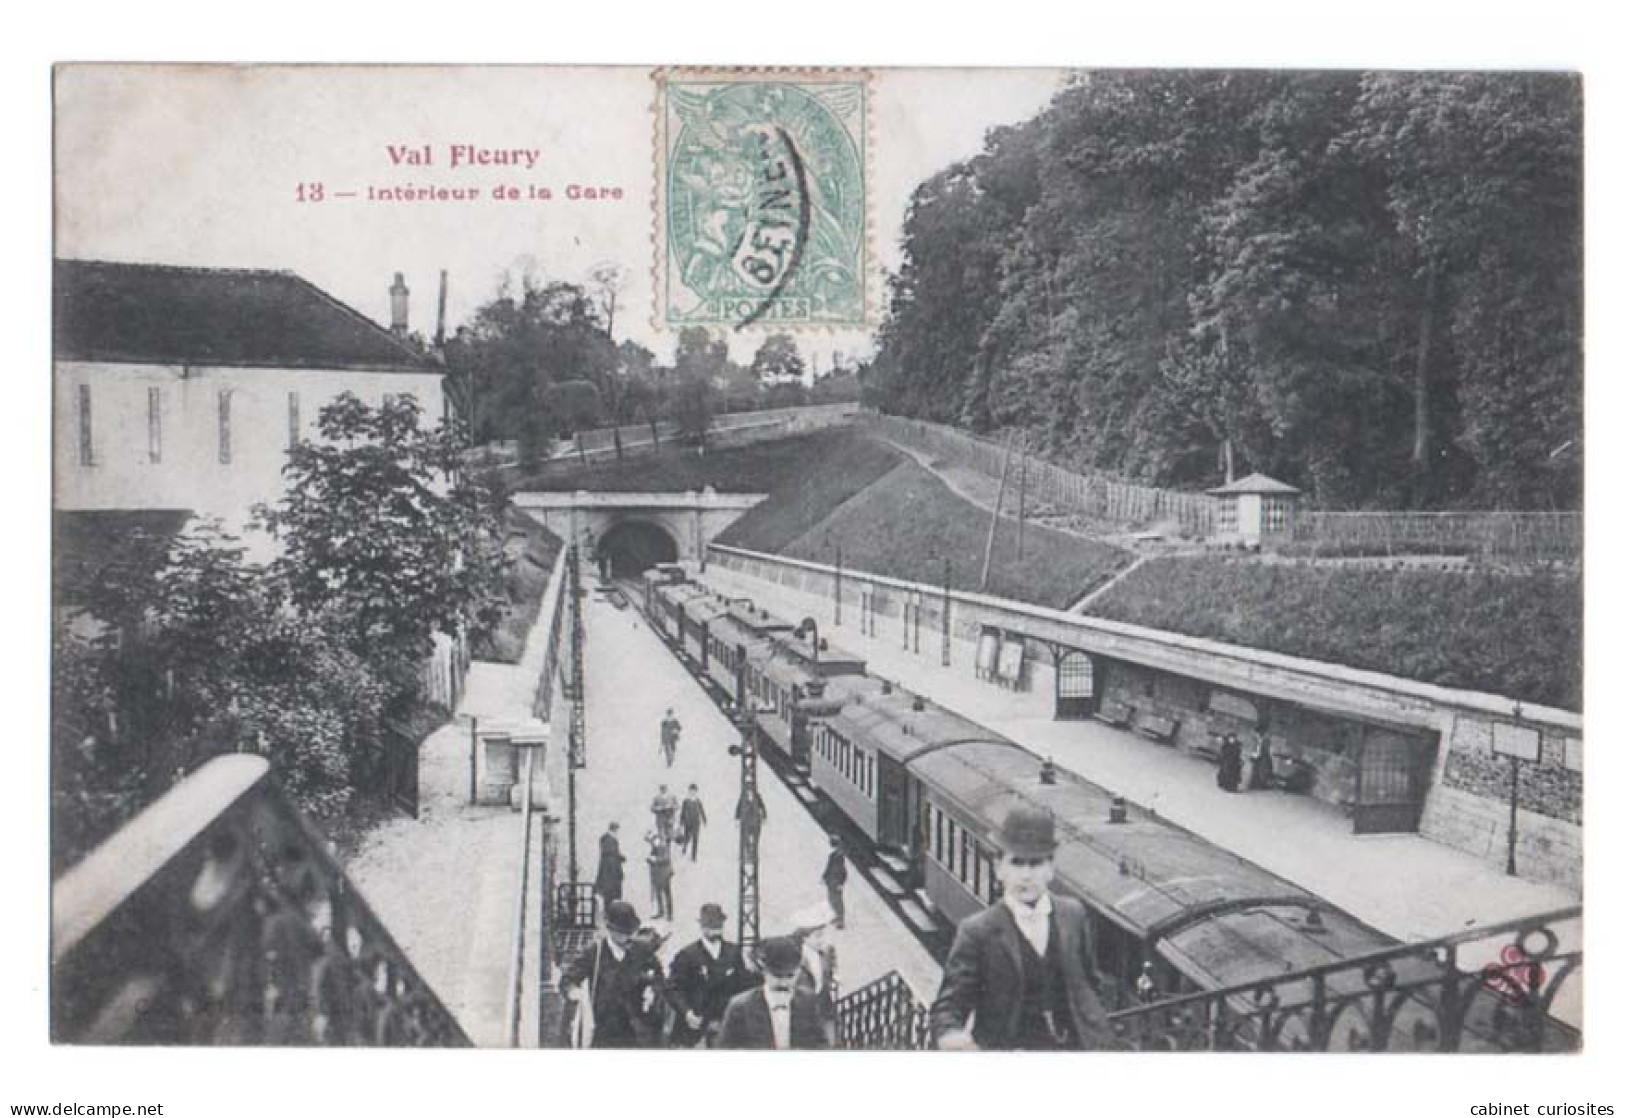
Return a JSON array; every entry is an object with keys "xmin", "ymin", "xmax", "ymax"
[{"xmin": 50, "ymin": 64, "xmax": 1583, "ymax": 1064}]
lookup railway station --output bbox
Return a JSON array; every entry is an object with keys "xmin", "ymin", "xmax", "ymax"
[{"xmin": 47, "ymin": 67, "xmax": 1584, "ymax": 1067}]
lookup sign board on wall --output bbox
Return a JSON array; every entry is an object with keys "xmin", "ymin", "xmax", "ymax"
[{"xmin": 1491, "ymin": 721, "xmax": 1542, "ymax": 762}]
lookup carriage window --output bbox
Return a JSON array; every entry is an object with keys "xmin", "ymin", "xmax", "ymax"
[{"xmin": 947, "ymin": 819, "xmax": 959, "ymax": 875}]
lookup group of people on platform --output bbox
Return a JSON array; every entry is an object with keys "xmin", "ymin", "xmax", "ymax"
[
  {"xmin": 573, "ymin": 800, "xmax": 1121, "ymax": 1050},
  {"xmin": 1215, "ymin": 731, "xmax": 1275, "ymax": 793},
  {"xmin": 562, "ymin": 898, "xmax": 842, "ymax": 1050}
]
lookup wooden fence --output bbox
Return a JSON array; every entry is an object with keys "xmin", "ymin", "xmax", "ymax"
[
  {"xmin": 864, "ymin": 413, "xmax": 1220, "ymax": 536},
  {"xmin": 1292, "ymin": 511, "xmax": 1582, "ymax": 562}
]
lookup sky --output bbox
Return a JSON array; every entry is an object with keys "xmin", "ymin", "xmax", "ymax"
[{"xmin": 54, "ymin": 65, "xmax": 1064, "ymax": 366}]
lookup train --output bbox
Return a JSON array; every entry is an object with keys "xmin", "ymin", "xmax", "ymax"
[{"xmin": 638, "ymin": 566, "xmax": 1568, "ymax": 1049}]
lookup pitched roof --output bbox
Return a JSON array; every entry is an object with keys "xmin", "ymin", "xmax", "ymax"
[
  {"xmin": 53, "ymin": 259, "xmax": 438, "ymax": 373},
  {"xmin": 1207, "ymin": 472, "xmax": 1303, "ymax": 496}
]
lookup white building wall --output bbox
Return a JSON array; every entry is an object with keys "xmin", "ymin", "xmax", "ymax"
[{"xmin": 55, "ymin": 360, "xmax": 446, "ymax": 557}]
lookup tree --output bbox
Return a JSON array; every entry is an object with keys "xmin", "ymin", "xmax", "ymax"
[
  {"xmin": 544, "ymin": 379, "xmax": 605, "ymax": 465},
  {"xmin": 618, "ymin": 340, "xmax": 666, "ymax": 452},
  {"xmin": 255, "ymin": 393, "xmax": 510, "ymax": 681},
  {"xmin": 441, "ymin": 274, "xmax": 617, "ymax": 465},
  {"xmin": 671, "ymin": 373, "xmax": 715, "ymax": 450},
  {"xmin": 751, "ymin": 333, "xmax": 806, "ymax": 386}
]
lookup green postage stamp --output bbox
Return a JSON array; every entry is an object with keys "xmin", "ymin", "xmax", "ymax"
[{"xmin": 656, "ymin": 70, "xmax": 870, "ymax": 330}]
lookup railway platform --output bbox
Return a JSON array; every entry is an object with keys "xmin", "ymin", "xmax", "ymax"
[
  {"xmin": 696, "ymin": 564, "xmax": 1578, "ymax": 955},
  {"xmin": 570, "ymin": 580, "xmax": 942, "ymax": 1002}
]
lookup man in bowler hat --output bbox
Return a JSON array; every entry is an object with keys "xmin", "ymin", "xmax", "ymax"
[
  {"xmin": 930, "ymin": 804, "xmax": 1112, "ymax": 1050},
  {"xmin": 665, "ymin": 902, "xmax": 757, "ymax": 1047},
  {"xmin": 717, "ymin": 936, "xmax": 830, "ymax": 1050},
  {"xmin": 561, "ymin": 900, "xmax": 667, "ymax": 1048}
]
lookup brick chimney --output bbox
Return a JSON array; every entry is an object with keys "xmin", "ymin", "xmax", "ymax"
[{"xmin": 389, "ymin": 272, "xmax": 410, "ymax": 335}]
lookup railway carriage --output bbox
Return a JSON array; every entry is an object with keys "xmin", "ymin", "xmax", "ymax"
[{"xmin": 639, "ymin": 577, "xmax": 1574, "ymax": 1049}]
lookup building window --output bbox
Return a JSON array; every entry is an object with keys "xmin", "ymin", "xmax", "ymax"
[
  {"xmin": 1264, "ymin": 498, "xmax": 1287, "ymax": 532},
  {"xmin": 77, "ymin": 385, "xmax": 94, "ymax": 466},
  {"xmin": 147, "ymin": 386, "xmax": 162, "ymax": 463},
  {"xmin": 218, "ymin": 389, "xmax": 234, "ymax": 464},
  {"xmin": 288, "ymin": 391, "xmax": 300, "ymax": 449},
  {"xmin": 1219, "ymin": 499, "xmax": 1238, "ymax": 534}
]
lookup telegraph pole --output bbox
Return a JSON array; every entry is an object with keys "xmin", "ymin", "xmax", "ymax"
[
  {"xmin": 730, "ymin": 695, "xmax": 765, "ymax": 951},
  {"xmin": 941, "ymin": 556, "xmax": 952, "ymax": 667}
]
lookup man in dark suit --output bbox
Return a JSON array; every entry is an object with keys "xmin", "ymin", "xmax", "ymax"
[
  {"xmin": 821, "ymin": 836, "xmax": 848, "ymax": 929},
  {"xmin": 717, "ymin": 936, "xmax": 830, "ymax": 1050},
  {"xmin": 665, "ymin": 902, "xmax": 757, "ymax": 1047},
  {"xmin": 595, "ymin": 822, "xmax": 626, "ymax": 904},
  {"xmin": 561, "ymin": 900, "xmax": 666, "ymax": 1048},
  {"xmin": 929, "ymin": 804, "xmax": 1113, "ymax": 1051}
]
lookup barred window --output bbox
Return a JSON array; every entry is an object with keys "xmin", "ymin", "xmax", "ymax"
[
  {"xmin": 77, "ymin": 385, "xmax": 94, "ymax": 466},
  {"xmin": 147, "ymin": 386, "xmax": 162, "ymax": 463},
  {"xmin": 217, "ymin": 389, "xmax": 233, "ymax": 464}
]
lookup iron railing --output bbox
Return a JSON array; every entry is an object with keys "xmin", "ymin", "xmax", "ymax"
[
  {"xmin": 52, "ymin": 755, "xmax": 469, "ymax": 1046},
  {"xmin": 834, "ymin": 970, "xmax": 930, "ymax": 1051},
  {"xmin": 1108, "ymin": 905, "xmax": 1581, "ymax": 1053},
  {"xmin": 834, "ymin": 906, "xmax": 1579, "ymax": 1052}
]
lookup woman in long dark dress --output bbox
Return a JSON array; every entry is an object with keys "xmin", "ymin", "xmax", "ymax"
[
  {"xmin": 1217, "ymin": 733, "xmax": 1244, "ymax": 792},
  {"xmin": 1248, "ymin": 734, "xmax": 1276, "ymax": 791}
]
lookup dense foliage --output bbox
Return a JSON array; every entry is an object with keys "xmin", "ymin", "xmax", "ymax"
[
  {"xmin": 53, "ymin": 398, "xmax": 512, "ymax": 872},
  {"xmin": 869, "ymin": 72, "xmax": 1582, "ymax": 510},
  {"xmin": 1085, "ymin": 556, "xmax": 1582, "ymax": 710}
]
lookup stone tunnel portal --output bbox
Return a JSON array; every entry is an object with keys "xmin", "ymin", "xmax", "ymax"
[{"xmin": 597, "ymin": 519, "xmax": 680, "ymax": 579}]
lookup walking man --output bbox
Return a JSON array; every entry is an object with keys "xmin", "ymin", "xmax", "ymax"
[
  {"xmin": 646, "ymin": 829, "xmax": 675, "ymax": 920},
  {"xmin": 929, "ymin": 804, "xmax": 1113, "ymax": 1051},
  {"xmin": 821, "ymin": 835, "xmax": 848, "ymax": 929},
  {"xmin": 660, "ymin": 708, "xmax": 682, "ymax": 767},
  {"xmin": 679, "ymin": 784, "xmax": 708, "ymax": 860},
  {"xmin": 650, "ymin": 784, "xmax": 680, "ymax": 843},
  {"xmin": 561, "ymin": 900, "xmax": 666, "ymax": 1049},
  {"xmin": 735, "ymin": 786, "xmax": 767, "ymax": 843},
  {"xmin": 717, "ymin": 936, "xmax": 830, "ymax": 1050},
  {"xmin": 665, "ymin": 903, "xmax": 756, "ymax": 1048},
  {"xmin": 595, "ymin": 821, "xmax": 626, "ymax": 905}
]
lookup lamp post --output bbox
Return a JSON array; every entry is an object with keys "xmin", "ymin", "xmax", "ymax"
[
  {"xmin": 1492, "ymin": 702, "xmax": 1538, "ymax": 878},
  {"xmin": 940, "ymin": 555, "xmax": 952, "ymax": 667}
]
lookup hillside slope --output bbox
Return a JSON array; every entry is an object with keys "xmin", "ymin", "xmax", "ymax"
[{"xmin": 1085, "ymin": 556, "xmax": 1582, "ymax": 710}]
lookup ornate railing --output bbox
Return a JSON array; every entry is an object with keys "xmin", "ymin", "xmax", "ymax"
[
  {"xmin": 834, "ymin": 970, "xmax": 930, "ymax": 1051},
  {"xmin": 833, "ymin": 908, "xmax": 1579, "ymax": 1053},
  {"xmin": 52, "ymin": 755, "xmax": 470, "ymax": 1046},
  {"xmin": 1108, "ymin": 906, "xmax": 1581, "ymax": 1053}
]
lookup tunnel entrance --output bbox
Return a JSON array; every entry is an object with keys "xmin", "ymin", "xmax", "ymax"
[{"xmin": 597, "ymin": 519, "xmax": 679, "ymax": 578}]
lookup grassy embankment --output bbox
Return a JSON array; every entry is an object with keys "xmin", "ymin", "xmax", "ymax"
[
  {"xmin": 475, "ymin": 508, "xmax": 565, "ymax": 664},
  {"xmin": 1085, "ymin": 556, "xmax": 1582, "ymax": 710},
  {"xmin": 723, "ymin": 455, "xmax": 1135, "ymax": 611}
]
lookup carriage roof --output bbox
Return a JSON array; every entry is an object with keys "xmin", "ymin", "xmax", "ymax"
[{"xmin": 908, "ymin": 738, "xmax": 1395, "ymax": 987}]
